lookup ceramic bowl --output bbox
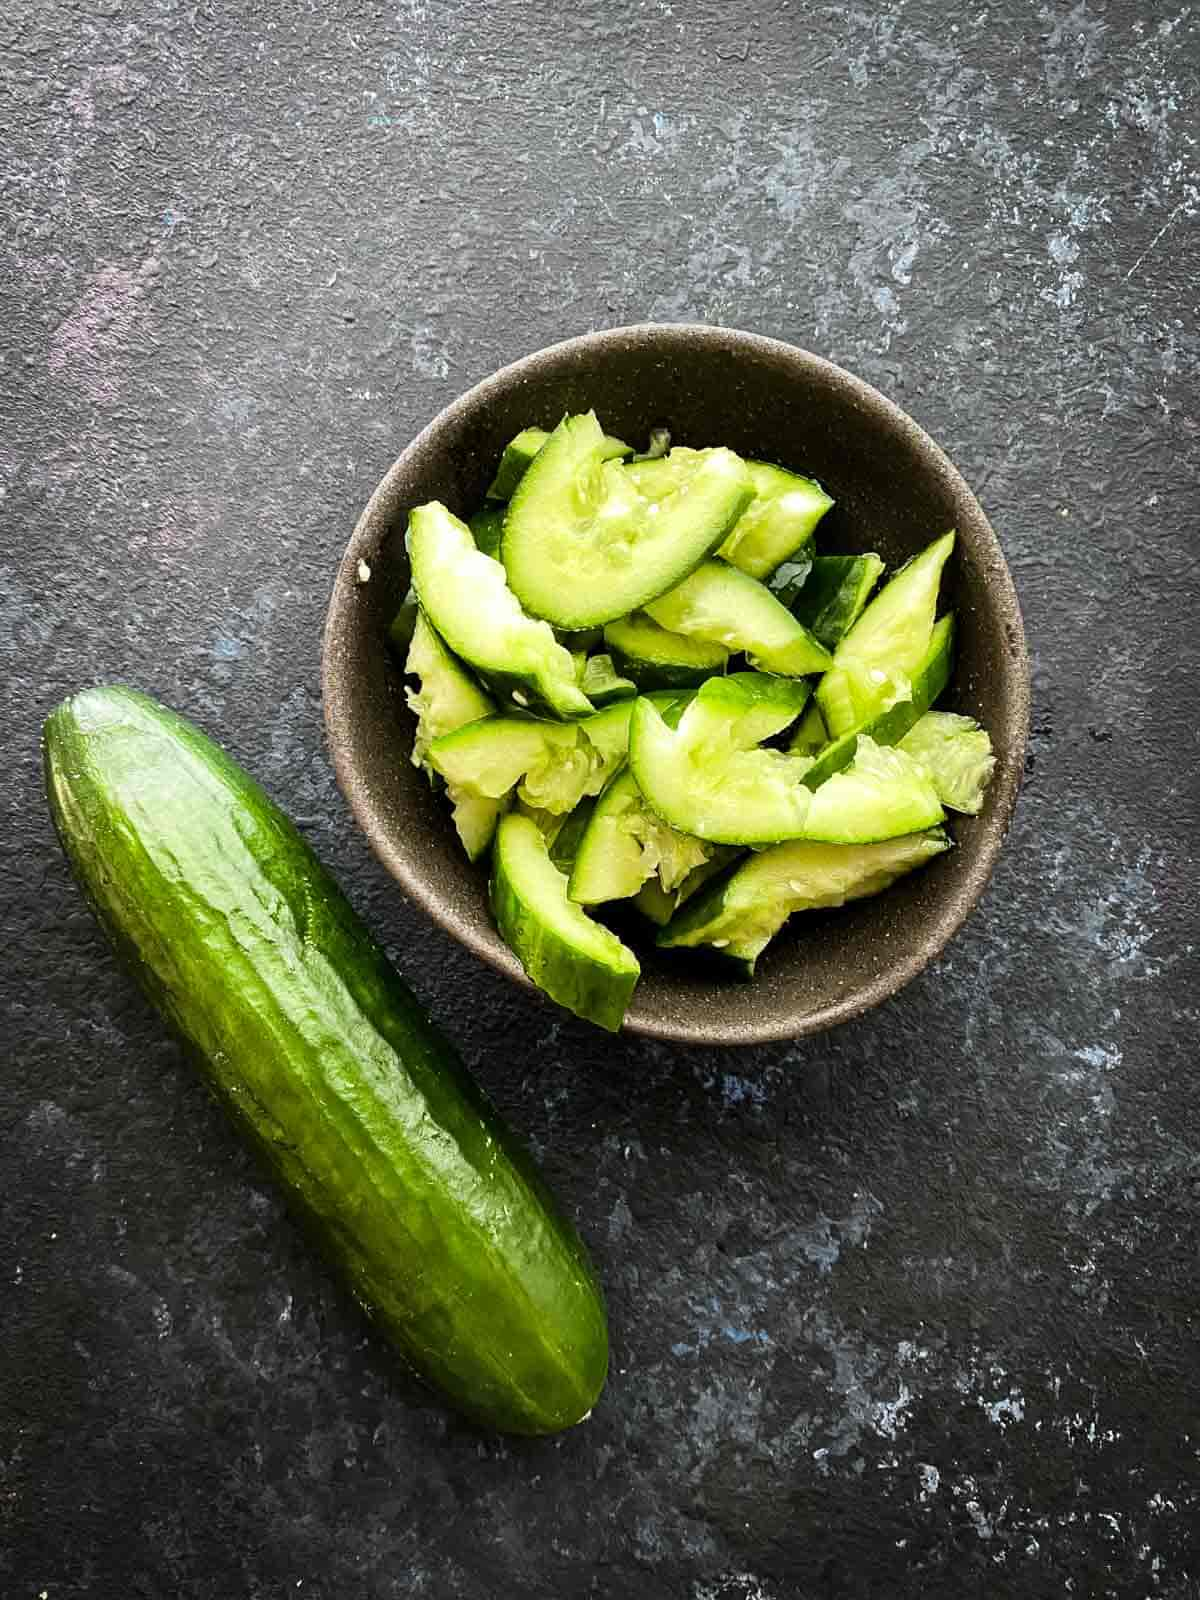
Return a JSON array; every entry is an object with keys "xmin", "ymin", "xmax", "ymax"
[{"xmin": 322, "ymin": 324, "xmax": 1029, "ymax": 1044}]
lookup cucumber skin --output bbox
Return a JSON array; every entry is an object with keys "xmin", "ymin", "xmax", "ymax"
[{"xmin": 43, "ymin": 686, "xmax": 607, "ymax": 1436}]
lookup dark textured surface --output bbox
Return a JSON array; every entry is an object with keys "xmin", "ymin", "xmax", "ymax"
[
  {"xmin": 2, "ymin": 2, "xmax": 1197, "ymax": 1595},
  {"xmin": 323, "ymin": 323, "xmax": 1030, "ymax": 1043}
]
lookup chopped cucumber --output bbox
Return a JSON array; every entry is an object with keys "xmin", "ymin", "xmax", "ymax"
[
  {"xmin": 898, "ymin": 711, "xmax": 996, "ymax": 814},
  {"xmin": 579, "ymin": 652, "xmax": 637, "ymax": 706},
  {"xmin": 603, "ymin": 612, "xmax": 729, "ymax": 688},
  {"xmin": 487, "ymin": 425, "xmax": 630, "ymax": 502},
  {"xmin": 548, "ymin": 797, "xmax": 596, "ymax": 871},
  {"xmin": 568, "ymin": 767, "xmax": 713, "ymax": 907},
  {"xmin": 802, "ymin": 613, "xmax": 955, "ymax": 788},
  {"xmin": 802, "ymin": 738, "xmax": 944, "ymax": 843},
  {"xmin": 631, "ymin": 852, "xmax": 737, "ymax": 926},
  {"xmin": 816, "ymin": 531, "xmax": 955, "ymax": 737},
  {"xmin": 789, "ymin": 553, "xmax": 885, "ymax": 649},
  {"xmin": 645, "ymin": 559, "xmax": 833, "ymax": 678},
  {"xmin": 686, "ymin": 671, "xmax": 811, "ymax": 749},
  {"xmin": 787, "ymin": 701, "xmax": 828, "ymax": 757},
  {"xmin": 503, "ymin": 413, "xmax": 753, "ymax": 629},
  {"xmin": 765, "ymin": 549, "xmax": 815, "ymax": 609},
  {"xmin": 628, "ymin": 694, "xmax": 815, "ymax": 845},
  {"xmin": 403, "ymin": 611, "xmax": 503, "ymax": 860},
  {"xmin": 658, "ymin": 830, "xmax": 951, "ymax": 975},
  {"xmin": 407, "ymin": 500, "xmax": 593, "ymax": 720},
  {"xmin": 429, "ymin": 717, "xmax": 591, "ymax": 813},
  {"xmin": 469, "ymin": 504, "xmax": 506, "ymax": 558},
  {"xmin": 491, "ymin": 814, "xmax": 640, "ymax": 1032},
  {"xmin": 628, "ymin": 449, "xmax": 833, "ymax": 579}
]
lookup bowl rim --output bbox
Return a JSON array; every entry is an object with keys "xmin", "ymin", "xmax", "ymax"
[{"xmin": 322, "ymin": 322, "xmax": 1031, "ymax": 1045}]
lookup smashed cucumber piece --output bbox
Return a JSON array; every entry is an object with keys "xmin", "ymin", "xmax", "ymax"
[
  {"xmin": 407, "ymin": 501, "xmax": 594, "ymax": 720},
  {"xmin": 403, "ymin": 611, "xmax": 504, "ymax": 860},
  {"xmin": 685, "ymin": 671, "xmax": 811, "ymax": 749},
  {"xmin": 578, "ymin": 652, "xmax": 637, "ymax": 706},
  {"xmin": 568, "ymin": 767, "xmax": 714, "ymax": 907},
  {"xmin": 503, "ymin": 413, "xmax": 753, "ymax": 629},
  {"xmin": 801, "ymin": 738, "xmax": 944, "ymax": 844},
  {"xmin": 898, "ymin": 711, "xmax": 996, "ymax": 814},
  {"xmin": 658, "ymin": 830, "xmax": 952, "ymax": 977},
  {"xmin": 627, "ymin": 449, "xmax": 833, "ymax": 579},
  {"xmin": 491, "ymin": 814, "xmax": 640, "ymax": 1032},
  {"xmin": 645, "ymin": 560, "xmax": 832, "ymax": 678},
  {"xmin": 816, "ymin": 531, "xmax": 955, "ymax": 737},
  {"xmin": 486, "ymin": 425, "xmax": 631, "ymax": 502},
  {"xmin": 631, "ymin": 852, "xmax": 739, "ymax": 927},
  {"xmin": 789, "ymin": 553, "xmax": 886, "ymax": 650},
  {"xmin": 787, "ymin": 701, "xmax": 828, "ymax": 757},
  {"xmin": 603, "ymin": 612, "xmax": 729, "ymax": 689}
]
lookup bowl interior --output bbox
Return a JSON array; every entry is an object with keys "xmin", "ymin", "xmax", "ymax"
[{"xmin": 322, "ymin": 325, "xmax": 1029, "ymax": 1044}]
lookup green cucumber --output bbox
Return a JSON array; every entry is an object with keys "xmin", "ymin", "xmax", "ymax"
[
  {"xmin": 578, "ymin": 652, "xmax": 636, "ymax": 707},
  {"xmin": 789, "ymin": 553, "xmax": 885, "ymax": 649},
  {"xmin": 568, "ymin": 766, "xmax": 713, "ymax": 907},
  {"xmin": 44, "ymin": 686, "xmax": 607, "ymax": 1435},
  {"xmin": 630, "ymin": 852, "xmax": 736, "ymax": 927},
  {"xmin": 686, "ymin": 671, "xmax": 811, "ymax": 748},
  {"xmin": 469, "ymin": 504, "xmax": 506, "ymax": 558},
  {"xmin": 407, "ymin": 501, "xmax": 593, "ymax": 721},
  {"xmin": 898, "ymin": 711, "xmax": 996, "ymax": 814},
  {"xmin": 630, "ymin": 426, "xmax": 671, "ymax": 462},
  {"xmin": 816, "ymin": 531, "xmax": 955, "ymax": 736},
  {"xmin": 487, "ymin": 425, "xmax": 630, "ymax": 502},
  {"xmin": 491, "ymin": 813, "xmax": 640, "ymax": 1032},
  {"xmin": 503, "ymin": 413, "xmax": 753, "ymax": 629},
  {"xmin": 429, "ymin": 717, "xmax": 594, "ymax": 814},
  {"xmin": 628, "ymin": 450, "xmax": 833, "ymax": 579},
  {"xmin": 800, "ymin": 613, "xmax": 955, "ymax": 787},
  {"xmin": 404, "ymin": 612, "xmax": 503, "ymax": 860},
  {"xmin": 800, "ymin": 737, "xmax": 944, "ymax": 843},
  {"xmin": 658, "ymin": 830, "xmax": 951, "ymax": 976},
  {"xmin": 644, "ymin": 559, "xmax": 833, "ymax": 678},
  {"xmin": 787, "ymin": 701, "xmax": 828, "ymax": 757},
  {"xmin": 602, "ymin": 612, "xmax": 729, "ymax": 689}
]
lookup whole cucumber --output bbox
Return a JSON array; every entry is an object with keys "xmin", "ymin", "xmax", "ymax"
[{"xmin": 43, "ymin": 686, "xmax": 607, "ymax": 1435}]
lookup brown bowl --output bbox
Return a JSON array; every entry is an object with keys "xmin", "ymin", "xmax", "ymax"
[{"xmin": 322, "ymin": 324, "xmax": 1029, "ymax": 1045}]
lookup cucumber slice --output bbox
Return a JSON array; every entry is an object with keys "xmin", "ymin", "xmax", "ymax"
[
  {"xmin": 644, "ymin": 559, "xmax": 833, "ymax": 678},
  {"xmin": 403, "ymin": 612, "xmax": 503, "ymax": 860},
  {"xmin": 789, "ymin": 553, "xmax": 885, "ymax": 649},
  {"xmin": 503, "ymin": 413, "xmax": 753, "ymax": 629},
  {"xmin": 631, "ymin": 852, "xmax": 736, "ymax": 926},
  {"xmin": 816, "ymin": 531, "xmax": 955, "ymax": 737},
  {"xmin": 469, "ymin": 504, "xmax": 506, "ymax": 558},
  {"xmin": 568, "ymin": 767, "xmax": 713, "ymax": 907},
  {"xmin": 802, "ymin": 613, "xmax": 955, "ymax": 788},
  {"xmin": 628, "ymin": 695, "xmax": 814, "ymax": 845},
  {"xmin": 487, "ymin": 426, "xmax": 630, "ymax": 502},
  {"xmin": 801, "ymin": 738, "xmax": 944, "ymax": 843},
  {"xmin": 429, "ymin": 717, "xmax": 591, "ymax": 813},
  {"xmin": 407, "ymin": 501, "xmax": 593, "ymax": 721},
  {"xmin": 787, "ymin": 701, "xmax": 828, "ymax": 756},
  {"xmin": 687, "ymin": 671, "xmax": 811, "ymax": 748},
  {"xmin": 603, "ymin": 612, "xmax": 729, "ymax": 689},
  {"xmin": 491, "ymin": 814, "xmax": 640, "ymax": 1032},
  {"xmin": 578, "ymin": 652, "xmax": 637, "ymax": 706},
  {"xmin": 898, "ymin": 711, "xmax": 996, "ymax": 814},
  {"xmin": 628, "ymin": 450, "xmax": 833, "ymax": 579},
  {"xmin": 658, "ymin": 829, "xmax": 951, "ymax": 975}
]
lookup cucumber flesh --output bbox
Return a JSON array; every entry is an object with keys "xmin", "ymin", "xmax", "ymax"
[
  {"xmin": 631, "ymin": 851, "xmax": 737, "ymax": 927},
  {"xmin": 603, "ymin": 612, "xmax": 729, "ymax": 689},
  {"xmin": 628, "ymin": 450, "xmax": 833, "ymax": 579},
  {"xmin": 787, "ymin": 701, "xmax": 828, "ymax": 756},
  {"xmin": 628, "ymin": 695, "xmax": 814, "ymax": 845},
  {"xmin": 898, "ymin": 711, "xmax": 996, "ymax": 814},
  {"xmin": 686, "ymin": 671, "xmax": 811, "ymax": 749},
  {"xmin": 487, "ymin": 426, "xmax": 630, "ymax": 502},
  {"xmin": 404, "ymin": 612, "xmax": 503, "ymax": 860},
  {"xmin": 491, "ymin": 814, "xmax": 640, "ymax": 1032},
  {"xmin": 801, "ymin": 613, "xmax": 955, "ymax": 788},
  {"xmin": 469, "ymin": 504, "xmax": 506, "ymax": 558},
  {"xmin": 578, "ymin": 652, "xmax": 637, "ymax": 706},
  {"xmin": 429, "ymin": 717, "xmax": 591, "ymax": 813},
  {"xmin": 503, "ymin": 413, "xmax": 753, "ymax": 629},
  {"xmin": 568, "ymin": 767, "xmax": 712, "ymax": 907},
  {"xmin": 408, "ymin": 501, "xmax": 593, "ymax": 720},
  {"xmin": 658, "ymin": 829, "xmax": 951, "ymax": 974},
  {"xmin": 816, "ymin": 531, "xmax": 955, "ymax": 737},
  {"xmin": 44, "ymin": 686, "xmax": 607, "ymax": 1435},
  {"xmin": 801, "ymin": 737, "xmax": 944, "ymax": 843},
  {"xmin": 789, "ymin": 553, "xmax": 885, "ymax": 649},
  {"xmin": 645, "ymin": 559, "xmax": 832, "ymax": 678}
]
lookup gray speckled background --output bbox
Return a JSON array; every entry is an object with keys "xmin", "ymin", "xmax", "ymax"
[{"xmin": 3, "ymin": 2, "xmax": 1198, "ymax": 1596}]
